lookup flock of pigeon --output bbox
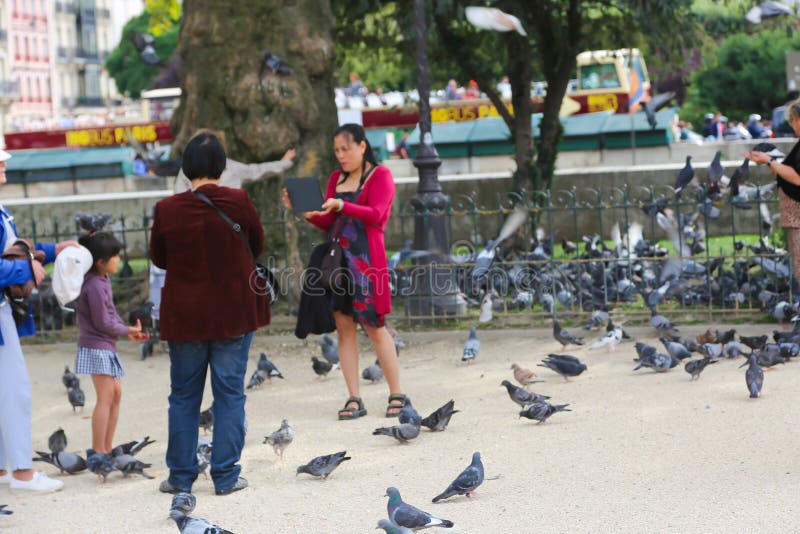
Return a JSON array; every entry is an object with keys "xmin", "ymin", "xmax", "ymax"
[
  {"xmin": 390, "ymin": 144, "xmax": 793, "ymax": 331},
  {"xmin": 5, "ymin": 145, "xmax": 797, "ymax": 530}
]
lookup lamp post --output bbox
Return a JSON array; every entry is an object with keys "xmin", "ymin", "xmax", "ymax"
[
  {"xmin": 410, "ymin": 0, "xmax": 448, "ymax": 254},
  {"xmin": 408, "ymin": 0, "xmax": 464, "ymax": 318}
]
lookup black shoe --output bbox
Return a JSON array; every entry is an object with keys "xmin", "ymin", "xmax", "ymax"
[
  {"xmin": 159, "ymin": 479, "xmax": 188, "ymax": 495},
  {"xmin": 215, "ymin": 476, "xmax": 248, "ymax": 496}
]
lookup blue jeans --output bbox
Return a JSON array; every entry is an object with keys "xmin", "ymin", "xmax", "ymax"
[{"xmin": 166, "ymin": 331, "xmax": 253, "ymax": 492}]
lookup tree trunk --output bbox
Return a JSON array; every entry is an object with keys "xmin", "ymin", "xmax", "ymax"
[
  {"xmin": 172, "ymin": 0, "xmax": 338, "ymax": 307},
  {"xmin": 505, "ymin": 32, "xmax": 533, "ymax": 193}
]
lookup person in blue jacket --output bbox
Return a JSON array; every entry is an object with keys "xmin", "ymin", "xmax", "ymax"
[{"xmin": 0, "ymin": 149, "xmax": 79, "ymax": 493}]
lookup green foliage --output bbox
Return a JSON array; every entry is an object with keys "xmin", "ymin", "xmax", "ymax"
[
  {"xmin": 682, "ymin": 29, "xmax": 800, "ymax": 126},
  {"xmin": 105, "ymin": 10, "xmax": 179, "ymax": 98},
  {"xmin": 145, "ymin": 0, "xmax": 181, "ymax": 36}
]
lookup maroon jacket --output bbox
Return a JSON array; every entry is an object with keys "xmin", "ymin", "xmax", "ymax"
[{"xmin": 149, "ymin": 184, "xmax": 270, "ymax": 341}]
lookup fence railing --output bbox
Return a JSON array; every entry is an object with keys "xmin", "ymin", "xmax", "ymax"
[{"xmin": 16, "ymin": 182, "xmax": 790, "ymax": 339}]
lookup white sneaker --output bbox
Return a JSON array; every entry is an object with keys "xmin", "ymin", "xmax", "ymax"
[
  {"xmin": 10, "ymin": 471, "xmax": 63, "ymax": 493},
  {"xmin": 0, "ymin": 472, "xmax": 10, "ymax": 484}
]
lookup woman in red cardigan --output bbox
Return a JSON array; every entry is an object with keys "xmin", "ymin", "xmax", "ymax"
[{"xmin": 284, "ymin": 124, "xmax": 404, "ymax": 419}]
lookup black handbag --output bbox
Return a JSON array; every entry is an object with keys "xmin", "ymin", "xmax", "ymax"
[
  {"xmin": 193, "ymin": 190, "xmax": 279, "ymax": 304},
  {"xmin": 319, "ymin": 239, "xmax": 349, "ymax": 292}
]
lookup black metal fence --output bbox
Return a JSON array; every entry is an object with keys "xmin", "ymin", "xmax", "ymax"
[{"xmin": 17, "ymin": 182, "xmax": 790, "ymax": 339}]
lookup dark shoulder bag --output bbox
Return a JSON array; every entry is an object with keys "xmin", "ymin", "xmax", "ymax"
[
  {"xmin": 193, "ymin": 191, "xmax": 279, "ymax": 304},
  {"xmin": 2, "ymin": 239, "xmax": 46, "ymax": 326},
  {"xmin": 319, "ymin": 165, "xmax": 377, "ymax": 291}
]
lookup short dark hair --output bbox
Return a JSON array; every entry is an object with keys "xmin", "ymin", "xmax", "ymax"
[
  {"xmin": 78, "ymin": 232, "xmax": 122, "ymax": 271},
  {"xmin": 182, "ymin": 131, "xmax": 227, "ymax": 180}
]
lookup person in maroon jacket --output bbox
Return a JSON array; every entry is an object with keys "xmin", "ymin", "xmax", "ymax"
[
  {"xmin": 150, "ymin": 131, "xmax": 269, "ymax": 496},
  {"xmin": 283, "ymin": 123, "xmax": 404, "ymax": 420}
]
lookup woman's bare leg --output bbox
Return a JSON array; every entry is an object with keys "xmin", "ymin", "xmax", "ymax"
[{"xmin": 334, "ymin": 311, "xmax": 361, "ymax": 412}]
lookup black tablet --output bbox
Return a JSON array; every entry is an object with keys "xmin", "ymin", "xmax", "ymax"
[{"xmin": 285, "ymin": 177, "xmax": 324, "ymax": 212}]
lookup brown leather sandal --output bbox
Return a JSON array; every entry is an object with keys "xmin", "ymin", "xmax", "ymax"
[{"xmin": 338, "ymin": 396, "xmax": 367, "ymax": 420}]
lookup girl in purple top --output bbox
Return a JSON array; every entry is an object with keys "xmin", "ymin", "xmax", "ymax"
[{"xmin": 75, "ymin": 232, "xmax": 145, "ymax": 454}]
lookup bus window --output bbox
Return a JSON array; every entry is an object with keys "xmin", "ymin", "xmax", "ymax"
[{"xmin": 580, "ymin": 63, "xmax": 620, "ymax": 90}]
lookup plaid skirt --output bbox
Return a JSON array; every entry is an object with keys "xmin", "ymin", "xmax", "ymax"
[{"xmin": 75, "ymin": 346, "xmax": 125, "ymax": 379}]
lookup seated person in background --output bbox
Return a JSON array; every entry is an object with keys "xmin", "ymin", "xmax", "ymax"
[
  {"xmin": 747, "ymin": 114, "xmax": 767, "ymax": 139},
  {"xmin": 395, "ymin": 132, "xmax": 410, "ymax": 159},
  {"xmin": 465, "ymin": 80, "xmax": 480, "ymax": 99},
  {"xmin": 445, "ymin": 79, "xmax": 461, "ymax": 101},
  {"xmin": 132, "ymin": 154, "xmax": 149, "ymax": 176}
]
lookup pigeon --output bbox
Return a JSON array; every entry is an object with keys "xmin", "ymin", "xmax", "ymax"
[
  {"xmin": 199, "ymin": 404, "xmax": 214, "ymax": 434},
  {"xmin": 716, "ymin": 328, "xmax": 737, "ymax": 346},
  {"xmin": 296, "ymin": 451, "xmax": 351, "ymax": 479},
  {"xmin": 376, "ymin": 519, "xmax": 413, "ymax": 534},
  {"xmin": 660, "ymin": 339, "xmax": 692, "ymax": 361},
  {"xmin": 0, "ymin": 505, "xmax": 11, "ymax": 515},
  {"xmin": 48, "ymin": 428, "xmax": 67, "ymax": 454},
  {"xmin": 519, "ymin": 401, "xmax": 571, "ymax": 424},
  {"xmin": 311, "ymin": 356, "xmax": 333, "ymax": 377},
  {"xmin": 170, "ymin": 492, "xmax": 233, "ymax": 534},
  {"xmin": 634, "ymin": 350, "xmax": 677, "ymax": 372},
  {"xmin": 318, "ymin": 333, "xmax": 339, "ymax": 365},
  {"xmin": 538, "ymin": 354, "xmax": 587, "ymax": 382},
  {"xmin": 698, "ymin": 343, "xmax": 723, "ymax": 360},
  {"xmin": 76, "ymin": 212, "xmax": 112, "ymax": 233},
  {"xmin": 33, "ymin": 450, "xmax": 87, "ymax": 474},
  {"xmin": 511, "ymin": 363, "xmax": 546, "ymax": 386},
  {"xmin": 462, "ymin": 326, "xmax": 480, "ymax": 363},
  {"xmin": 112, "ymin": 436, "xmax": 155, "ymax": 456},
  {"xmin": 397, "ymin": 397, "xmax": 422, "ymax": 426},
  {"xmin": 634, "ymin": 342, "xmax": 657, "ymax": 362},
  {"xmin": 740, "ymin": 353, "xmax": 764, "ymax": 398},
  {"xmin": 501, "ymin": 380, "xmax": 549, "ymax": 407},
  {"xmin": 432, "ymin": 451, "xmax": 484, "ymax": 503},
  {"xmin": 724, "ymin": 341, "xmax": 745, "ymax": 359},
  {"xmin": 62, "ymin": 365, "xmax": 78, "ymax": 390},
  {"xmin": 754, "ymin": 347, "xmax": 785, "ymax": 368},
  {"xmin": 257, "ymin": 352, "xmax": 284, "ymax": 381},
  {"xmin": 86, "ymin": 449, "xmax": 116, "ymax": 483},
  {"xmin": 420, "ymin": 400, "xmax": 459, "ymax": 432},
  {"xmin": 373, "ymin": 422, "xmax": 420, "ymax": 445},
  {"xmin": 674, "ymin": 155, "xmax": 694, "ymax": 198},
  {"xmin": 196, "ymin": 440, "xmax": 212, "ymax": 479},
  {"xmin": 650, "ymin": 308, "xmax": 678, "ymax": 336},
  {"xmin": 740, "ymin": 335, "xmax": 768, "ymax": 353},
  {"xmin": 695, "ymin": 329, "xmax": 716, "ymax": 345},
  {"xmin": 706, "ymin": 150, "xmax": 724, "ymax": 200},
  {"xmin": 584, "ymin": 309, "xmax": 610, "ymax": 330},
  {"xmin": 111, "ymin": 452, "xmax": 154, "ymax": 479},
  {"xmin": 262, "ymin": 49, "xmax": 292, "ymax": 76},
  {"xmin": 684, "ymin": 357, "xmax": 718, "ymax": 380},
  {"xmin": 465, "ymin": 6, "xmax": 527, "ymax": 36},
  {"xmin": 362, "ymin": 361, "xmax": 384, "ymax": 383},
  {"xmin": 263, "ymin": 419, "xmax": 294, "ymax": 458},
  {"xmin": 386, "ymin": 487, "xmax": 454, "ymax": 530},
  {"xmin": 552, "ymin": 320, "xmax": 584, "ymax": 349},
  {"xmin": 588, "ymin": 322, "xmax": 623, "ymax": 351},
  {"xmin": 246, "ymin": 368, "xmax": 269, "ymax": 389},
  {"xmin": 779, "ymin": 342, "xmax": 800, "ymax": 359},
  {"xmin": 68, "ymin": 384, "xmax": 85, "ymax": 412}
]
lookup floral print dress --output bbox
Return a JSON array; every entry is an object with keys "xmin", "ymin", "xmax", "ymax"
[{"xmin": 331, "ymin": 190, "xmax": 383, "ymax": 327}]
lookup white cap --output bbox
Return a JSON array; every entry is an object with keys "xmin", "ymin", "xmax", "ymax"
[
  {"xmin": 749, "ymin": 114, "xmax": 761, "ymax": 121},
  {"xmin": 704, "ymin": 113, "xmax": 714, "ymax": 120},
  {"xmin": 0, "ymin": 150, "xmax": 11, "ymax": 162},
  {"xmin": 52, "ymin": 245, "xmax": 93, "ymax": 306}
]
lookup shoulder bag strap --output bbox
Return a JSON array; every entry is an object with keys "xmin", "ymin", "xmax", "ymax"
[{"xmin": 193, "ymin": 190, "xmax": 257, "ymax": 265}]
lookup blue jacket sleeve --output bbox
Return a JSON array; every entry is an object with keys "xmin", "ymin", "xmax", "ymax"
[
  {"xmin": 0, "ymin": 258, "xmax": 33, "ymax": 288},
  {"xmin": 35, "ymin": 242, "xmax": 56, "ymax": 265}
]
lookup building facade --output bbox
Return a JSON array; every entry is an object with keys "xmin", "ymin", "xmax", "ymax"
[{"xmin": 8, "ymin": 0, "xmax": 54, "ymax": 129}]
